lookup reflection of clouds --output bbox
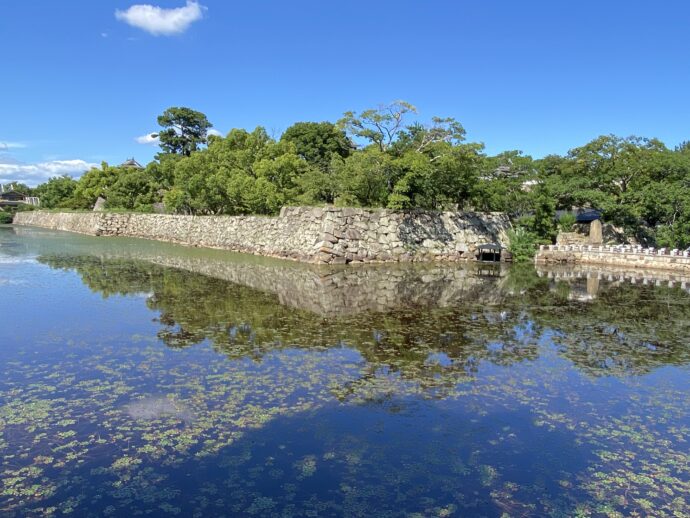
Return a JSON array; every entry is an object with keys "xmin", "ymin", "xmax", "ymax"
[
  {"xmin": 0, "ymin": 256, "xmax": 37, "ymax": 264},
  {"xmin": 0, "ymin": 255, "xmax": 36, "ymax": 285},
  {"xmin": 129, "ymin": 291, "xmax": 155, "ymax": 299},
  {"xmin": 124, "ymin": 395, "xmax": 195, "ymax": 424},
  {"xmin": 424, "ymin": 352, "xmax": 452, "ymax": 367},
  {"xmin": 0, "ymin": 277, "xmax": 28, "ymax": 286},
  {"xmin": 483, "ymin": 310, "xmax": 510, "ymax": 324},
  {"xmin": 513, "ymin": 320, "xmax": 536, "ymax": 345}
]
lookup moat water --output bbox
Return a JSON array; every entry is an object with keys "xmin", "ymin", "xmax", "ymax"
[{"xmin": 1, "ymin": 226, "xmax": 689, "ymax": 517}]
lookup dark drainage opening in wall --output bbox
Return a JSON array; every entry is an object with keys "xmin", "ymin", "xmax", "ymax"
[{"xmin": 477, "ymin": 243, "xmax": 503, "ymax": 262}]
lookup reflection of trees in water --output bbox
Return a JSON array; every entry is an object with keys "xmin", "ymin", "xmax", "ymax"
[
  {"xmin": 38, "ymin": 255, "xmax": 690, "ymax": 380},
  {"xmin": 532, "ymin": 283, "xmax": 690, "ymax": 376}
]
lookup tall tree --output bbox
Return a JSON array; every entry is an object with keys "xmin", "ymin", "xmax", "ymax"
[{"xmin": 156, "ymin": 107, "xmax": 213, "ymax": 156}]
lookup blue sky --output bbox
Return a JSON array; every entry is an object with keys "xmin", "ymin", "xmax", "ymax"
[{"xmin": 2, "ymin": 0, "xmax": 690, "ymax": 185}]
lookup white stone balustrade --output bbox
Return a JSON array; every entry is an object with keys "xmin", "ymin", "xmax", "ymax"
[{"xmin": 535, "ymin": 242, "xmax": 690, "ymax": 275}]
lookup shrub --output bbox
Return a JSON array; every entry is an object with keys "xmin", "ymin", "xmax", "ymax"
[
  {"xmin": 654, "ymin": 222, "xmax": 690, "ymax": 250},
  {"xmin": 14, "ymin": 204, "xmax": 38, "ymax": 212},
  {"xmin": 558, "ymin": 213, "xmax": 577, "ymax": 232},
  {"xmin": 0, "ymin": 211, "xmax": 13, "ymax": 224},
  {"xmin": 507, "ymin": 227, "xmax": 540, "ymax": 262}
]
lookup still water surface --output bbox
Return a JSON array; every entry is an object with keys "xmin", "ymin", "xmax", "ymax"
[{"xmin": 1, "ymin": 226, "xmax": 690, "ymax": 517}]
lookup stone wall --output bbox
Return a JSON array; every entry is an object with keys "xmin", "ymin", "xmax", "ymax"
[
  {"xmin": 13, "ymin": 211, "xmax": 106, "ymax": 235},
  {"xmin": 14, "ymin": 207, "xmax": 510, "ymax": 264},
  {"xmin": 556, "ymin": 221, "xmax": 631, "ymax": 247},
  {"xmin": 556, "ymin": 232, "xmax": 589, "ymax": 246}
]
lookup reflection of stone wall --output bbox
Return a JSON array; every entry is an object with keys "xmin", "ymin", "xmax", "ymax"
[
  {"xmin": 536, "ymin": 264, "xmax": 690, "ymax": 296},
  {"xmin": 114, "ymin": 253, "xmax": 508, "ymax": 316},
  {"xmin": 15, "ymin": 207, "xmax": 510, "ymax": 265},
  {"xmin": 10, "ymin": 224, "xmax": 510, "ymax": 315}
]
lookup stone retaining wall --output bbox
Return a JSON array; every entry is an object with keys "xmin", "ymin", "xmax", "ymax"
[
  {"xmin": 14, "ymin": 207, "xmax": 510, "ymax": 264},
  {"xmin": 556, "ymin": 232, "xmax": 589, "ymax": 246}
]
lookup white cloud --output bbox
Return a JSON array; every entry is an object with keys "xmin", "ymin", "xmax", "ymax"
[
  {"xmin": 207, "ymin": 128, "xmax": 223, "ymax": 137},
  {"xmin": 0, "ymin": 141, "xmax": 27, "ymax": 150},
  {"xmin": 135, "ymin": 132, "xmax": 160, "ymax": 145},
  {"xmin": 0, "ymin": 159, "xmax": 98, "ymax": 186},
  {"xmin": 115, "ymin": 1, "xmax": 205, "ymax": 36}
]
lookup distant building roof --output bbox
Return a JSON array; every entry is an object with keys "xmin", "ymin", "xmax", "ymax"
[
  {"xmin": 120, "ymin": 158, "xmax": 143, "ymax": 169},
  {"xmin": 576, "ymin": 209, "xmax": 602, "ymax": 223},
  {"xmin": 556, "ymin": 208, "xmax": 604, "ymax": 223},
  {"xmin": 0, "ymin": 190, "xmax": 26, "ymax": 199}
]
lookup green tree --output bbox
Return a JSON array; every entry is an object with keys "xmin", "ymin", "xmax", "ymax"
[
  {"xmin": 338, "ymin": 100, "xmax": 417, "ymax": 152},
  {"xmin": 281, "ymin": 122, "xmax": 352, "ymax": 170},
  {"xmin": 156, "ymin": 107, "xmax": 213, "ymax": 156},
  {"xmin": 146, "ymin": 153, "xmax": 181, "ymax": 190},
  {"xmin": 475, "ymin": 151, "xmax": 536, "ymax": 215},
  {"xmin": 390, "ymin": 117, "xmax": 466, "ymax": 157},
  {"xmin": 433, "ymin": 143, "xmax": 484, "ymax": 209},
  {"xmin": 71, "ymin": 162, "xmax": 122, "ymax": 209},
  {"xmin": 331, "ymin": 149, "xmax": 395, "ymax": 207},
  {"xmin": 293, "ymin": 166, "xmax": 338, "ymax": 205},
  {"xmin": 528, "ymin": 185, "xmax": 557, "ymax": 240},
  {"xmin": 107, "ymin": 169, "xmax": 157, "ymax": 211},
  {"xmin": 33, "ymin": 175, "xmax": 78, "ymax": 208},
  {"xmin": 557, "ymin": 212, "xmax": 577, "ymax": 232},
  {"xmin": 167, "ymin": 127, "xmax": 311, "ymax": 215},
  {"xmin": 547, "ymin": 135, "xmax": 667, "ymax": 227}
]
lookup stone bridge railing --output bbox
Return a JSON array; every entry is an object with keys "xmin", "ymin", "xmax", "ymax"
[
  {"xmin": 535, "ymin": 244, "xmax": 690, "ymax": 274},
  {"xmin": 541, "ymin": 244, "xmax": 690, "ymax": 257}
]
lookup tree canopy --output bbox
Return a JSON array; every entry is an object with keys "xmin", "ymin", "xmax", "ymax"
[
  {"xmin": 280, "ymin": 121, "xmax": 352, "ymax": 171},
  {"xmin": 156, "ymin": 106, "xmax": 213, "ymax": 157},
  {"xmin": 32, "ymin": 175, "xmax": 78, "ymax": 208},
  {"xmin": 338, "ymin": 100, "xmax": 417, "ymax": 152}
]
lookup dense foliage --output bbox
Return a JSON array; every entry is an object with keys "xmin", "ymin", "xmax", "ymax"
[{"xmin": 25, "ymin": 103, "xmax": 690, "ymax": 248}]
